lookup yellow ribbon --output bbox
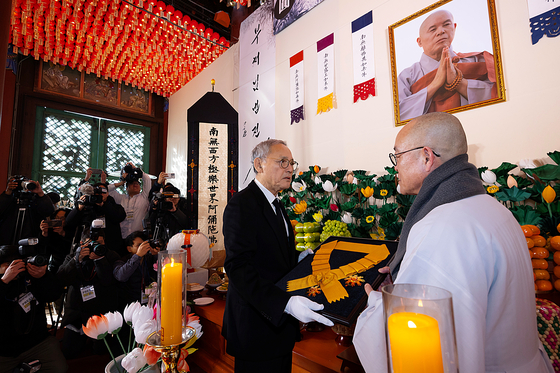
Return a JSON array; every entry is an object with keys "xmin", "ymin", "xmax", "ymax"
[{"xmin": 286, "ymin": 240, "xmax": 390, "ymax": 303}]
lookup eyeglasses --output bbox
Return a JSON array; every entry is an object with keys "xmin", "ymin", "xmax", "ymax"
[
  {"xmin": 389, "ymin": 146, "xmax": 440, "ymax": 166},
  {"xmin": 268, "ymin": 158, "xmax": 299, "ymax": 171}
]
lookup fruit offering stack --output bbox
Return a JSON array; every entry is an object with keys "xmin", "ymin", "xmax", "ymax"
[
  {"xmin": 320, "ymin": 220, "xmax": 352, "ymax": 242},
  {"xmin": 525, "ymin": 224, "xmax": 553, "ymax": 292},
  {"xmin": 295, "ymin": 222, "xmax": 322, "ymax": 252}
]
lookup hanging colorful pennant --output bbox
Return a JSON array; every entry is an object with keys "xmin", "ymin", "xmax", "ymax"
[
  {"xmin": 527, "ymin": 0, "xmax": 560, "ymax": 44},
  {"xmin": 352, "ymin": 11, "xmax": 376, "ymax": 103},
  {"xmin": 317, "ymin": 33, "xmax": 335, "ymax": 114},
  {"xmin": 290, "ymin": 51, "xmax": 305, "ymax": 124}
]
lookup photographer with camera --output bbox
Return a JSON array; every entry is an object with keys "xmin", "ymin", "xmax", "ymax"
[
  {"xmin": 57, "ymin": 222, "xmax": 120, "ymax": 359},
  {"xmin": 66, "ymin": 181, "xmax": 126, "ymax": 256},
  {"xmin": 113, "ymin": 231, "xmax": 159, "ymax": 308},
  {"xmin": 108, "ymin": 162, "xmax": 151, "ymax": 239},
  {"xmin": 148, "ymin": 183, "xmax": 188, "ymax": 244},
  {"xmin": 40, "ymin": 208, "xmax": 72, "ymax": 274},
  {"xmin": 0, "ymin": 176, "xmax": 54, "ymax": 245},
  {"xmin": 0, "ymin": 250, "xmax": 67, "ymax": 372}
]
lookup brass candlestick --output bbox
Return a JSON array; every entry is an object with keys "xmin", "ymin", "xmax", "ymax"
[{"xmin": 146, "ymin": 326, "xmax": 196, "ymax": 373}]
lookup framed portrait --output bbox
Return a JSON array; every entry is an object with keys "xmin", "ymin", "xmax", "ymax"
[{"xmin": 389, "ymin": 0, "xmax": 505, "ymax": 126}]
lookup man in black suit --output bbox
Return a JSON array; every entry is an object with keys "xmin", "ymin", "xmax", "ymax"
[{"xmin": 222, "ymin": 139, "xmax": 333, "ymax": 373}]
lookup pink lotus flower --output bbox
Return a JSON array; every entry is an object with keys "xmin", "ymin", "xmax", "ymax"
[
  {"xmin": 177, "ymin": 348, "xmax": 190, "ymax": 372},
  {"xmin": 143, "ymin": 345, "xmax": 162, "ymax": 366},
  {"xmin": 83, "ymin": 314, "xmax": 109, "ymax": 340}
]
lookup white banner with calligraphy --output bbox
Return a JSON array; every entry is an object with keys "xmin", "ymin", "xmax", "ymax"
[
  {"xmin": 198, "ymin": 123, "xmax": 228, "ymax": 251},
  {"xmin": 290, "ymin": 50, "xmax": 304, "ymax": 124},
  {"xmin": 239, "ymin": 4, "xmax": 276, "ymax": 190},
  {"xmin": 317, "ymin": 33, "xmax": 335, "ymax": 114},
  {"xmin": 352, "ymin": 11, "xmax": 376, "ymax": 103}
]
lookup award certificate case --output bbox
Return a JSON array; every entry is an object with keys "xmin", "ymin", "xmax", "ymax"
[{"xmin": 276, "ymin": 236, "xmax": 398, "ymax": 326}]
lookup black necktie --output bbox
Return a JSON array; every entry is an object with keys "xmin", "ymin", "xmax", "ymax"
[{"xmin": 272, "ymin": 199, "xmax": 287, "ymax": 237}]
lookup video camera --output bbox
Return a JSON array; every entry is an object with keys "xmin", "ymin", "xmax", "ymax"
[
  {"xmin": 152, "ymin": 191, "xmax": 178, "ymax": 212},
  {"xmin": 0, "ymin": 238, "xmax": 49, "ymax": 266},
  {"xmin": 11, "ymin": 175, "xmax": 37, "ymax": 192},
  {"xmin": 77, "ymin": 183, "xmax": 105, "ymax": 206},
  {"xmin": 122, "ymin": 164, "xmax": 143, "ymax": 183}
]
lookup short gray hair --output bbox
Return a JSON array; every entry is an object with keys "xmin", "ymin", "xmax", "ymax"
[{"xmin": 251, "ymin": 139, "xmax": 287, "ymax": 173}]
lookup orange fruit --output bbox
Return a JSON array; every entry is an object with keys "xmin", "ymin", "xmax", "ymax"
[
  {"xmin": 551, "ymin": 236, "xmax": 560, "ymax": 251},
  {"xmin": 521, "ymin": 226, "xmax": 533, "ymax": 237},
  {"xmin": 532, "ymin": 258, "xmax": 549, "ymax": 269},
  {"xmin": 535, "ymin": 269, "xmax": 550, "ymax": 280},
  {"xmin": 526, "ymin": 237, "xmax": 535, "ymax": 249},
  {"xmin": 557, "ymin": 223, "xmax": 560, "ymax": 234},
  {"xmin": 536, "ymin": 283, "xmax": 539, "ymax": 291},
  {"xmin": 527, "ymin": 225, "xmax": 541, "ymax": 235},
  {"xmin": 554, "ymin": 266, "xmax": 560, "ymax": 278},
  {"xmin": 534, "ymin": 272, "xmax": 537, "ymax": 281},
  {"xmin": 529, "ymin": 249, "xmax": 534, "ymax": 259},
  {"xmin": 532, "ymin": 235, "xmax": 547, "ymax": 247},
  {"xmin": 536, "ymin": 280, "xmax": 553, "ymax": 292},
  {"xmin": 532, "ymin": 247, "xmax": 550, "ymax": 259},
  {"xmin": 555, "ymin": 279, "xmax": 560, "ymax": 292},
  {"xmin": 554, "ymin": 251, "xmax": 560, "ymax": 265}
]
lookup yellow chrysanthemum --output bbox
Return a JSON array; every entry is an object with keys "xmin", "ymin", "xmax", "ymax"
[
  {"xmin": 487, "ymin": 185, "xmax": 499, "ymax": 194},
  {"xmin": 365, "ymin": 215, "xmax": 374, "ymax": 224},
  {"xmin": 380, "ymin": 189, "xmax": 388, "ymax": 197}
]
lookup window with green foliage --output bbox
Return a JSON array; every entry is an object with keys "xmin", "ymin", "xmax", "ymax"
[{"xmin": 32, "ymin": 107, "xmax": 150, "ymax": 204}]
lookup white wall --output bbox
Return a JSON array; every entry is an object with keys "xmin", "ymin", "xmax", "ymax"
[{"xmin": 169, "ymin": 0, "xmax": 560, "ymax": 185}]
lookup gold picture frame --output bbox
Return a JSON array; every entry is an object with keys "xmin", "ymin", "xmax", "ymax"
[{"xmin": 388, "ymin": 0, "xmax": 505, "ymax": 126}]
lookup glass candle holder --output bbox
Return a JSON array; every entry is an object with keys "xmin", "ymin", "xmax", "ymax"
[
  {"xmin": 157, "ymin": 250, "xmax": 188, "ymax": 346},
  {"xmin": 382, "ymin": 283, "xmax": 458, "ymax": 373}
]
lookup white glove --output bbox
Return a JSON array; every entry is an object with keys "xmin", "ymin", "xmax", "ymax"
[
  {"xmin": 284, "ymin": 296, "xmax": 334, "ymax": 326},
  {"xmin": 297, "ymin": 248, "xmax": 314, "ymax": 263}
]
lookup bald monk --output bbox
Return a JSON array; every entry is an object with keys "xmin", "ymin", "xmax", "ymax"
[
  {"xmin": 353, "ymin": 112, "xmax": 553, "ymax": 373},
  {"xmin": 398, "ymin": 10, "xmax": 497, "ymax": 121}
]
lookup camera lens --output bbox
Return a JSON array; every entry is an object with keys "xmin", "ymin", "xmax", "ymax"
[
  {"xmin": 91, "ymin": 243, "xmax": 107, "ymax": 257},
  {"xmin": 27, "ymin": 255, "xmax": 48, "ymax": 266}
]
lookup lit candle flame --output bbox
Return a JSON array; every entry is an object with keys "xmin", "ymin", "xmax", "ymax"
[
  {"xmin": 408, "ymin": 320, "xmax": 417, "ymax": 328},
  {"xmin": 418, "ymin": 300, "xmax": 424, "ymax": 307}
]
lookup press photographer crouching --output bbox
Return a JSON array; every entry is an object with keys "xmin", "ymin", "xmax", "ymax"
[
  {"xmin": 0, "ymin": 240, "xmax": 67, "ymax": 373},
  {"xmin": 66, "ymin": 181, "xmax": 126, "ymax": 256},
  {"xmin": 0, "ymin": 176, "xmax": 54, "ymax": 246},
  {"xmin": 148, "ymin": 183, "xmax": 188, "ymax": 245},
  {"xmin": 57, "ymin": 221, "xmax": 120, "ymax": 359}
]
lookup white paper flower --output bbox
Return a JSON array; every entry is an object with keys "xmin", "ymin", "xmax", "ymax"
[
  {"xmin": 507, "ymin": 175, "xmax": 518, "ymax": 188},
  {"xmin": 188, "ymin": 319, "xmax": 203, "ymax": 339},
  {"xmin": 124, "ymin": 302, "xmax": 141, "ymax": 326},
  {"xmin": 134, "ymin": 319, "xmax": 157, "ymax": 345},
  {"xmin": 322, "ymin": 180, "xmax": 337, "ymax": 192},
  {"xmin": 131, "ymin": 305, "xmax": 153, "ymax": 330},
  {"xmin": 292, "ymin": 181, "xmax": 306, "ymax": 192},
  {"xmin": 314, "ymin": 176, "xmax": 321, "ymax": 185},
  {"xmin": 121, "ymin": 347, "xmax": 148, "ymax": 373},
  {"xmin": 396, "ymin": 184, "xmax": 401, "ymax": 194},
  {"xmin": 481, "ymin": 170, "xmax": 497, "ymax": 184},
  {"xmin": 105, "ymin": 311, "xmax": 123, "ymax": 335},
  {"xmin": 341, "ymin": 212, "xmax": 353, "ymax": 225},
  {"xmin": 352, "ymin": 178, "xmax": 358, "ymax": 185},
  {"xmin": 519, "ymin": 159, "xmax": 537, "ymax": 170}
]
